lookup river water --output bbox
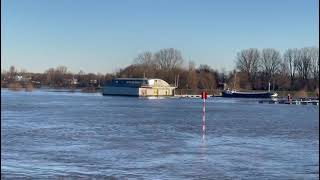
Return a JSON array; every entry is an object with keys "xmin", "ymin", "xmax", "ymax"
[{"xmin": 1, "ymin": 89, "xmax": 319, "ymax": 179}]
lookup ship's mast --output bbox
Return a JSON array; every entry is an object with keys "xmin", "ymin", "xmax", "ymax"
[{"xmin": 233, "ymin": 71, "xmax": 237, "ymax": 90}]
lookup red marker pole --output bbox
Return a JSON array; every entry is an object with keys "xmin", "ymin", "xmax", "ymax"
[
  {"xmin": 203, "ymin": 97, "xmax": 206, "ymax": 132},
  {"xmin": 201, "ymin": 91, "xmax": 207, "ymax": 132}
]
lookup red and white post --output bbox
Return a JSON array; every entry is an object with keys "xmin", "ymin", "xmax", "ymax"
[{"xmin": 201, "ymin": 91, "xmax": 208, "ymax": 133}]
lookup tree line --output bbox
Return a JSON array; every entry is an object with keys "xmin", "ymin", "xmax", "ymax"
[
  {"xmin": 1, "ymin": 65, "xmax": 114, "ymax": 89},
  {"xmin": 1, "ymin": 47, "xmax": 319, "ymax": 92},
  {"xmin": 234, "ymin": 47, "xmax": 318, "ymax": 91},
  {"xmin": 117, "ymin": 47, "xmax": 319, "ymax": 91}
]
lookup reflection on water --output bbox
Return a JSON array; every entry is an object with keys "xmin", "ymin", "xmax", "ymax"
[{"xmin": 1, "ymin": 89, "xmax": 319, "ymax": 179}]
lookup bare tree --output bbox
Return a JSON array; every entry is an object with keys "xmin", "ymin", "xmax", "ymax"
[
  {"xmin": 310, "ymin": 47, "xmax": 319, "ymax": 84},
  {"xmin": 154, "ymin": 48, "xmax": 184, "ymax": 70},
  {"xmin": 133, "ymin": 51, "xmax": 156, "ymax": 78},
  {"xmin": 198, "ymin": 71, "xmax": 216, "ymax": 90},
  {"xmin": 275, "ymin": 61, "xmax": 290, "ymax": 90},
  {"xmin": 56, "ymin": 66, "xmax": 68, "ymax": 74},
  {"xmin": 55, "ymin": 66, "xmax": 68, "ymax": 86},
  {"xmin": 45, "ymin": 68, "xmax": 55, "ymax": 86},
  {"xmin": 134, "ymin": 51, "xmax": 154, "ymax": 66},
  {"xmin": 187, "ymin": 61, "xmax": 197, "ymax": 89},
  {"xmin": 9, "ymin": 65, "xmax": 17, "ymax": 80},
  {"xmin": 236, "ymin": 48, "xmax": 260, "ymax": 89},
  {"xmin": 261, "ymin": 48, "xmax": 281, "ymax": 88},
  {"xmin": 283, "ymin": 48, "xmax": 300, "ymax": 89},
  {"xmin": 188, "ymin": 60, "xmax": 196, "ymax": 71},
  {"xmin": 197, "ymin": 64, "xmax": 218, "ymax": 90},
  {"xmin": 296, "ymin": 48, "xmax": 312, "ymax": 82},
  {"xmin": 198, "ymin": 64, "xmax": 212, "ymax": 73}
]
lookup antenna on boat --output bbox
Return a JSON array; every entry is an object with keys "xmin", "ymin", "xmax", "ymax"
[
  {"xmin": 233, "ymin": 71, "xmax": 237, "ymax": 90},
  {"xmin": 268, "ymin": 81, "xmax": 271, "ymax": 92},
  {"xmin": 174, "ymin": 75, "xmax": 177, "ymax": 87},
  {"xmin": 177, "ymin": 74, "xmax": 179, "ymax": 88},
  {"xmin": 143, "ymin": 72, "xmax": 146, "ymax": 78}
]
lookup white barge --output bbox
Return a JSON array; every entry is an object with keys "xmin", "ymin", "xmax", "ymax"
[{"xmin": 102, "ymin": 78, "xmax": 176, "ymax": 97}]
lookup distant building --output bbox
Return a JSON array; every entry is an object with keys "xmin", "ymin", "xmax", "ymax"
[{"xmin": 102, "ymin": 78, "xmax": 176, "ymax": 96}]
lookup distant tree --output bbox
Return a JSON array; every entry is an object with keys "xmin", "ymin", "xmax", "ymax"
[
  {"xmin": 198, "ymin": 64, "xmax": 212, "ymax": 73},
  {"xmin": 133, "ymin": 51, "xmax": 156, "ymax": 78},
  {"xmin": 197, "ymin": 64, "xmax": 218, "ymax": 90},
  {"xmin": 227, "ymin": 70, "xmax": 250, "ymax": 90},
  {"xmin": 283, "ymin": 48, "xmax": 300, "ymax": 89},
  {"xmin": 154, "ymin": 48, "xmax": 184, "ymax": 70},
  {"xmin": 236, "ymin": 48, "xmax": 260, "ymax": 89},
  {"xmin": 310, "ymin": 47, "xmax": 319, "ymax": 86},
  {"xmin": 55, "ymin": 66, "xmax": 68, "ymax": 86},
  {"xmin": 45, "ymin": 68, "xmax": 55, "ymax": 86},
  {"xmin": 187, "ymin": 61, "xmax": 197, "ymax": 89},
  {"xmin": 198, "ymin": 71, "xmax": 216, "ymax": 90},
  {"xmin": 260, "ymin": 48, "xmax": 282, "ymax": 89},
  {"xmin": 134, "ymin": 51, "xmax": 154, "ymax": 66},
  {"xmin": 276, "ymin": 61, "xmax": 290, "ymax": 90},
  {"xmin": 9, "ymin": 65, "xmax": 17, "ymax": 80},
  {"xmin": 56, "ymin": 66, "xmax": 68, "ymax": 74},
  {"xmin": 188, "ymin": 60, "xmax": 196, "ymax": 71},
  {"xmin": 104, "ymin": 73, "xmax": 114, "ymax": 82},
  {"xmin": 118, "ymin": 64, "xmax": 146, "ymax": 78},
  {"xmin": 295, "ymin": 48, "xmax": 312, "ymax": 86}
]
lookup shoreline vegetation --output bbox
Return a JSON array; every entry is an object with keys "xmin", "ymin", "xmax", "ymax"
[
  {"xmin": 1, "ymin": 86, "xmax": 318, "ymax": 99},
  {"xmin": 1, "ymin": 47, "xmax": 319, "ymax": 98}
]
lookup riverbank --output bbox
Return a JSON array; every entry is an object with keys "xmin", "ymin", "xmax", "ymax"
[{"xmin": 1, "ymin": 86, "xmax": 103, "ymax": 93}]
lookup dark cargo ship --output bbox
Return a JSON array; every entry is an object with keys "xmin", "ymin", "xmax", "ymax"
[{"xmin": 222, "ymin": 71, "xmax": 278, "ymax": 98}]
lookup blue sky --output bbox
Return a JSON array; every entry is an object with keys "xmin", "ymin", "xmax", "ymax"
[{"xmin": 1, "ymin": 0, "xmax": 319, "ymax": 74}]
